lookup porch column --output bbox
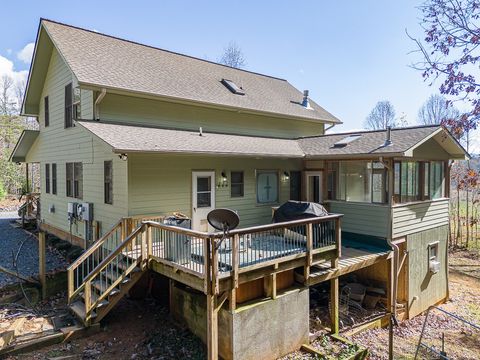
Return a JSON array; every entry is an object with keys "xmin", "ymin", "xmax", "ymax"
[
  {"xmin": 25, "ymin": 163, "xmax": 29, "ymax": 193},
  {"xmin": 207, "ymin": 293, "xmax": 218, "ymax": 360}
]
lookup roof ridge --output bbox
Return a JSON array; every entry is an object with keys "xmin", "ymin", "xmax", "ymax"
[
  {"xmin": 40, "ymin": 18, "xmax": 287, "ymax": 82},
  {"xmin": 298, "ymin": 124, "xmax": 440, "ymax": 140}
]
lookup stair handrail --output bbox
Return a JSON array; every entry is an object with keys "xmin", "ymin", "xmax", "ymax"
[
  {"xmin": 83, "ymin": 223, "xmax": 147, "ymax": 319},
  {"xmin": 67, "ymin": 219, "xmax": 123, "ymax": 301}
]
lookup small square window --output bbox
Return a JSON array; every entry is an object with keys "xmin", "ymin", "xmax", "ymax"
[
  {"xmin": 231, "ymin": 171, "xmax": 244, "ymax": 198},
  {"xmin": 428, "ymin": 242, "xmax": 439, "ymax": 261}
]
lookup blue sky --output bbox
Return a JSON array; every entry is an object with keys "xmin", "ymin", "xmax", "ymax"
[{"xmin": 1, "ymin": 0, "xmax": 477, "ymax": 149}]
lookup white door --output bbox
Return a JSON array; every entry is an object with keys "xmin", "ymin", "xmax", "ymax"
[
  {"xmin": 192, "ymin": 171, "xmax": 215, "ymax": 231},
  {"xmin": 305, "ymin": 171, "xmax": 323, "ymax": 203}
]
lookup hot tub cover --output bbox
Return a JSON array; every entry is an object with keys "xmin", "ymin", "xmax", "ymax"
[{"xmin": 273, "ymin": 201, "xmax": 329, "ymax": 223}]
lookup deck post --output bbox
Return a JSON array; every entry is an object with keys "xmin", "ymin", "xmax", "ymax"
[
  {"xmin": 330, "ymin": 258, "xmax": 339, "ymax": 334},
  {"xmin": 38, "ymin": 231, "xmax": 47, "ymax": 299},
  {"xmin": 207, "ymin": 292, "xmax": 218, "ymax": 360},
  {"xmin": 304, "ymin": 223, "xmax": 313, "ymax": 284},
  {"xmin": 263, "ymin": 273, "xmax": 277, "ymax": 299}
]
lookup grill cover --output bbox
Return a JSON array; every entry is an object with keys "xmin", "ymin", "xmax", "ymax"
[{"xmin": 273, "ymin": 201, "xmax": 329, "ymax": 223}]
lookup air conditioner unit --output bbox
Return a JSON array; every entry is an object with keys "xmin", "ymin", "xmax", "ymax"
[
  {"xmin": 429, "ymin": 260, "xmax": 440, "ymax": 274},
  {"xmin": 77, "ymin": 203, "xmax": 93, "ymax": 222}
]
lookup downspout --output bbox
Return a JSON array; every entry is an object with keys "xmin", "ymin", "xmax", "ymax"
[
  {"xmin": 324, "ymin": 123, "xmax": 336, "ymax": 133},
  {"xmin": 94, "ymin": 88, "xmax": 107, "ymax": 120}
]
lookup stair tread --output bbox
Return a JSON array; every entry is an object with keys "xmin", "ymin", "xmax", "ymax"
[
  {"xmin": 102, "ymin": 269, "xmax": 132, "ymax": 284},
  {"xmin": 92, "ymin": 280, "xmax": 120, "ymax": 296},
  {"xmin": 115, "ymin": 260, "xmax": 141, "ymax": 272},
  {"xmin": 82, "ymin": 291, "xmax": 109, "ymax": 308},
  {"xmin": 70, "ymin": 301, "xmax": 96, "ymax": 320}
]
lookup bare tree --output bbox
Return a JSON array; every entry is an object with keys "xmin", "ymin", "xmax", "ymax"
[
  {"xmin": 219, "ymin": 41, "xmax": 246, "ymax": 69},
  {"xmin": 0, "ymin": 75, "xmax": 15, "ymax": 116},
  {"xmin": 418, "ymin": 94, "xmax": 459, "ymax": 125},
  {"xmin": 365, "ymin": 100, "xmax": 396, "ymax": 130}
]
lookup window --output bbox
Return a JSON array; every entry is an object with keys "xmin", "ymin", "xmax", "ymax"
[
  {"xmin": 221, "ymin": 79, "xmax": 245, "ymax": 95},
  {"xmin": 428, "ymin": 242, "xmax": 439, "ymax": 262},
  {"xmin": 196, "ymin": 176, "xmax": 212, "ymax": 208},
  {"xmin": 327, "ymin": 162, "xmax": 338, "ymax": 200},
  {"xmin": 230, "ymin": 171, "xmax": 244, "ymax": 198},
  {"xmin": 393, "ymin": 161, "xmax": 445, "ymax": 203},
  {"xmin": 65, "ymin": 83, "xmax": 73, "ymax": 128},
  {"xmin": 104, "ymin": 161, "xmax": 113, "ymax": 204},
  {"xmin": 52, "ymin": 163, "xmax": 57, "ymax": 195},
  {"xmin": 256, "ymin": 171, "xmax": 278, "ymax": 204},
  {"xmin": 66, "ymin": 162, "xmax": 83, "ymax": 199},
  {"xmin": 44, "ymin": 96, "xmax": 49, "ymax": 127},
  {"xmin": 45, "ymin": 164, "xmax": 50, "ymax": 194},
  {"xmin": 289, "ymin": 171, "xmax": 302, "ymax": 201}
]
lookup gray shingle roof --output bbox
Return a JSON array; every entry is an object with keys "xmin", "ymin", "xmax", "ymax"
[
  {"xmin": 78, "ymin": 122, "xmax": 468, "ymax": 160},
  {"xmin": 77, "ymin": 121, "xmax": 304, "ymax": 157},
  {"xmin": 298, "ymin": 126, "xmax": 441, "ymax": 158},
  {"xmin": 42, "ymin": 19, "xmax": 341, "ymax": 124}
]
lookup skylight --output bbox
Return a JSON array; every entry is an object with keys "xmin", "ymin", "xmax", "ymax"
[
  {"xmin": 221, "ymin": 79, "xmax": 245, "ymax": 95},
  {"xmin": 333, "ymin": 134, "xmax": 362, "ymax": 148}
]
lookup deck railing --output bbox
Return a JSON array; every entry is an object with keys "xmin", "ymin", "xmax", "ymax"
[{"xmin": 68, "ymin": 214, "xmax": 342, "ymax": 314}]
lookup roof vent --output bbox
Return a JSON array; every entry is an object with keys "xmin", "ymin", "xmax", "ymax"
[
  {"xmin": 333, "ymin": 134, "xmax": 362, "ymax": 148},
  {"xmin": 221, "ymin": 79, "xmax": 245, "ymax": 95},
  {"xmin": 302, "ymin": 90, "xmax": 313, "ymax": 110},
  {"xmin": 383, "ymin": 126, "xmax": 392, "ymax": 147}
]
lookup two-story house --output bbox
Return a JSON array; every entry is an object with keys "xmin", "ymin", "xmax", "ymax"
[{"xmin": 10, "ymin": 19, "xmax": 469, "ymax": 360}]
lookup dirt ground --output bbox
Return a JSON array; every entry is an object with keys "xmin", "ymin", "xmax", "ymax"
[
  {"xmin": 4, "ymin": 297, "xmax": 206, "ymax": 360},
  {"xmin": 0, "ymin": 196, "xmax": 21, "ymax": 212},
  {"xmin": 4, "ymin": 249, "xmax": 479, "ymax": 360}
]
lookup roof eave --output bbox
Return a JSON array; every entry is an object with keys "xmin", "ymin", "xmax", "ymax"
[{"xmin": 111, "ymin": 148, "xmax": 305, "ymax": 158}]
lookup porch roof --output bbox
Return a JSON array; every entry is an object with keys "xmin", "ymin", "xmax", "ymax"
[
  {"xmin": 298, "ymin": 125, "xmax": 469, "ymax": 160},
  {"xmin": 9, "ymin": 130, "xmax": 39, "ymax": 163},
  {"xmin": 77, "ymin": 121, "xmax": 305, "ymax": 158}
]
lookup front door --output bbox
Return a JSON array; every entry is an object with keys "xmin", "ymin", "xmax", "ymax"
[
  {"xmin": 305, "ymin": 171, "xmax": 323, "ymax": 203},
  {"xmin": 192, "ymin": 171, "xmax": 215, "ymax": 231}
]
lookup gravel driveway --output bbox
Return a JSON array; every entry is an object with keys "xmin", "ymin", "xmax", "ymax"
[{"xmin": 0, "ymin": 212, "xmax": 68, "ymax": 287}]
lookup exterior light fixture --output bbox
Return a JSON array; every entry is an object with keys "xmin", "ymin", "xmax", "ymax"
[
  {"xmin": 119, "ymin": 153, "xmax": 128, "ymax": 161},
  {"xmin": 283, "ymin": 171, "xmax": 290, "ymax": 181},
  {"xmin": 218, "ymin": 171, "xmax": 228, "ymax": 188}
]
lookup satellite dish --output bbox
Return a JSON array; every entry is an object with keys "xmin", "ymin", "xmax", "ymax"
[{"xmin": 207, "ymin": 208, "xmax": 240, "ymax": 232}]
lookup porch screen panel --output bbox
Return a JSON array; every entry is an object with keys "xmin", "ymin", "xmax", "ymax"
[
  {"xmin": 371, "ymin": 161, "xmax": 386, "ymax": 203},
  {"xmin": 339, "ymin": 161, "xmax": 372, "ymax": 202},
  {"xmin": 430, "ymin": 161, "xmax": 444, "ymax": 199},
  {"xmin": 197, "ymin": 177, "xmax": 211, "ymax": 208}
]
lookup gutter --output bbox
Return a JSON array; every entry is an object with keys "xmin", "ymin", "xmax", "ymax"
[{"xmin": 94, "ymin": 88, "xmax": 107, "ymax": 120}]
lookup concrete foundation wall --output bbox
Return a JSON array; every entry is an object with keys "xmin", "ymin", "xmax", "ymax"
[{"xmin": 171, "ymin": 284, "xmax": 309, "ymax": 360}]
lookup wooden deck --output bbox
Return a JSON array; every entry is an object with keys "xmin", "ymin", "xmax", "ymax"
[{"xmin": 296, "ymin": 245, "xmax": 392, "ymax": 285}]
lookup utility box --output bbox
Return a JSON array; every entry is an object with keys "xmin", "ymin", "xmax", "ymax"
[
  {"xmin": 77, "ymin": 203, "xmax": 94, "ymax": 221},
  {"xmin": 164, "ymin": 215, "xmax": 191, "ymax": 265},
  {"xmin": 67, "ymin": 202, "xmax": 77, "ymax": 222}
]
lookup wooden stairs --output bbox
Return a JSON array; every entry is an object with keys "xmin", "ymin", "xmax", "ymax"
[{"xmin": 67, "ymin": 220, "xmax": 149, "ymax": 326}]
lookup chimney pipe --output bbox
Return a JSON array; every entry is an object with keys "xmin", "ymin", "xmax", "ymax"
[
  {"xmin": 384, "ymin": 126, "xmax": 392, "ymax": 146},
  {"xmin": 302, "ymin": 90, "xmax": 312, "ymax": 110}
]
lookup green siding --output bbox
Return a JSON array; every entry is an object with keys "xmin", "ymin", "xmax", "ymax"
[
  {"xmin": 407, "ymin": 225, "xmax": 448, "ymax": 317},
  {"xmin": 392, "ymin": 199, "xmax": 449, "ymax": 238},
  {"xmin": 326, "ymin": 201, "xmax": 390, "ymax": 238},
  {"xmin": 100, "ymin": 93, "xmax": 324, "ymax": 139},
  {"xmin": 25, "ymin": 49, "xmax": 128, "ymax": 240},
  {"xmin": 127, "ymin": 154, "xmax": 302, "ymax": 227}
]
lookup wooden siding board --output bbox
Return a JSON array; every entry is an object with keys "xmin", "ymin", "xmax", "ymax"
[
  {"xmin": 127, "ymin": 154, "xmax": 301, "ymax": 227},
  {"xmin": 26, "ymin": 49, "xmax": 128, "ymax": 240},
  {"xmin": 392, "ymin": 199, "xmax": 449, "ymax": 238},
  {"xmin": 100, "ymin": 93, "xmax": 324, "ymax": 139},
  {"xmin": 327, "ymin": 202, "xmax": 389, "ymax": 238}
]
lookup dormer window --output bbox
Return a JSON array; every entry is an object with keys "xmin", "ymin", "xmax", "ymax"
[{"xmin": 221, "ymin": 79, "xmax": 245, "ymax": 95}]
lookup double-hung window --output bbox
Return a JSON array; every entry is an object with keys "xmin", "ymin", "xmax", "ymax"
[
  {"xmin": 66, "ymin": 162, "xmax": 83, "ymax": 199},
  {"xmin": 104, "ymin": 161, "xmax": 113, "ymax": 204}
]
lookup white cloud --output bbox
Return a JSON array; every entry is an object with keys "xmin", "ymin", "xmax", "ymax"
[
  {"xmin": 0, "ymin": 54, "xmax": 29, "ymax": 108},
  {"xmin": 17, "ymin": 42, "xmax": 35, "ymax": 64}
]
